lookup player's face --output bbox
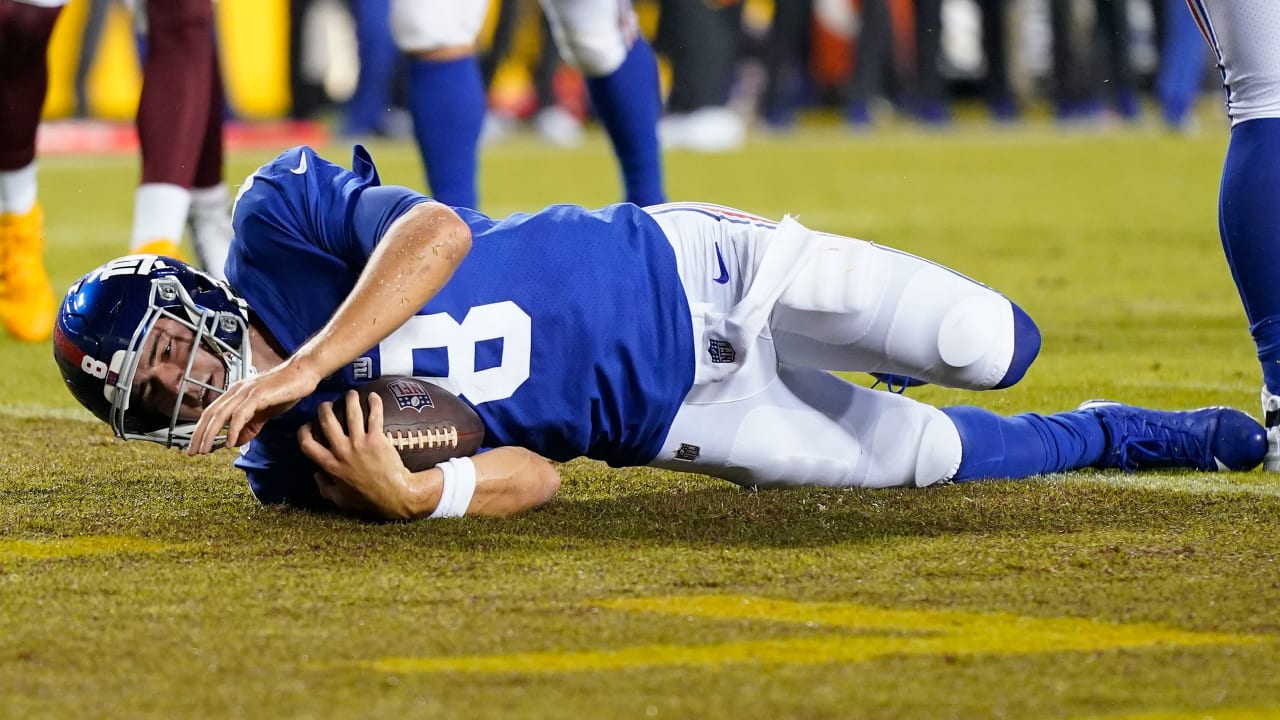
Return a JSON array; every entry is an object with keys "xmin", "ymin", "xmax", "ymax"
[{"xmin": 130, "ymin": 317, "xmax": 227, "ymax": 421}]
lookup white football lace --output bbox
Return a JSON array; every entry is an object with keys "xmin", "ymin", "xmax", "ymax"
[{"xmin": 385, "ymin": 427, "xmax": 459, "ymax": 450}]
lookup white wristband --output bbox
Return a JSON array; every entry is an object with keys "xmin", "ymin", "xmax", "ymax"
[{"xmin": 428, "ymin": 456, "xmax": 477, "ymax": 519}]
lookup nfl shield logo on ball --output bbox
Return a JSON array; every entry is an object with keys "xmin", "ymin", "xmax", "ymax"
[{"xmin": 386, "ymin": 379, "xmax": 436, "ymax": 412}]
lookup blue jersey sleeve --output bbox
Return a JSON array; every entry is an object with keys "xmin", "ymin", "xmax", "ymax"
[{"xmin": 227, "ymin": 145, "xmax": 431, "ymax": 352}]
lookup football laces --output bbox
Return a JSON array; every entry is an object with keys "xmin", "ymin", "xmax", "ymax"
[{"xmin": 385, "ymin": 426, "xmax": 459, "ymax": 450}]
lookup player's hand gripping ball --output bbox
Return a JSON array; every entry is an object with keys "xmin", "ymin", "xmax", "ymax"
[{"xmin": 333, "ymin": 377, "xmax": 484, "ymax": 471}]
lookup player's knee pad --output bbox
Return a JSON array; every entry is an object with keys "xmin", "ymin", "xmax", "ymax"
[
  {"xmin": 863, "ymin": 405, "xmax": 961, "ymax": 488},
  {"xmin": 927, "ymin": 294, "xmax": 1039, "ymax": 389},
  {"xmin": 913, "ymin": 411, "xmax": 963, "ymax": 487},
  {"xmin": 551, "ymin": 26, "xmax": 630, "ymax": 76}
]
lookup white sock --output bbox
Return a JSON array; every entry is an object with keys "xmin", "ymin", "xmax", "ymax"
[
  {"xmin": 188, "ymin": 183, "xmax": 233, "ymax": 280},
  {"xmin": 130, "ymin": 183, "xmax": 192, "ymax": 250},
  {"xmin": 189, "ymin": 183, "xmax": 229, "ymax": 216},
  {"xmin": 0, "ymin": 162, "xmax": 38, "ymax": 215}
]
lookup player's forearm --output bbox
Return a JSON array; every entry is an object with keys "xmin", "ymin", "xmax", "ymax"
[
  {"xmin": 402, "ymin": 447, "xmax": 561, "ymax": 520},
  {"xmin": 289, "ymin": 201, "xmax": 472, "ymax": 381}
]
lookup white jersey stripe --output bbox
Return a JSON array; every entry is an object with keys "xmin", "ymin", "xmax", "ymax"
[{"xmin": 647, "ymin": 202, "xmax": 778, "ymax": 229}]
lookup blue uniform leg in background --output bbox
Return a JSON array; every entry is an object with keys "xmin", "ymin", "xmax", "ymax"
[
  {"xmin": 1156, "ymin": 0, "xmax": 1209, "ymax": 130},
  {"xmin": 585, "ymin": 39, "xmax": 666, "ymax": 206},
  {"xmin": 407, "ymin": 55, "xmax": 485, "ymax": 209},
  {"xmin": 343, "ymin": 0, "xmax": 398, "ymax": 137}
]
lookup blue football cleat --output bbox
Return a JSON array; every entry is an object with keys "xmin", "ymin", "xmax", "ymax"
[{"xmin": 1079, "ymin": 400, "xmax": 1267, "ymax": 472}]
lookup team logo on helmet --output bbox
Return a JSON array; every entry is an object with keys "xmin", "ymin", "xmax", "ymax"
[{"xmin": 386, "ymin": 378, "xmax": 435, "ymax": 412}]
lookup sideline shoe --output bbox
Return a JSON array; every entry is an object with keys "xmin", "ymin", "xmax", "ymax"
[
  {"xmin": 1079, "ymin": 400, "xmax": 1267, "ymax": 472},
  {"xmin": 663, "ymin": 107, "xmax": 746, "ymax": 153},
  {"xmin": 1261, "ymin": 387, "xmax": 1280, "ymax": 472},
  {"xmin": 0, "ymin": 203, "xmax": 57, "ymax": 342},
  {"xmin": 532, "ymin": 106, "xmax": 584, "ymax": 148}
]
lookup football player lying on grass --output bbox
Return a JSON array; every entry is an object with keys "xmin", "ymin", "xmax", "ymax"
[{"xmin": 53, "ymin": 145, "xmax": 1269, "ymax": 521}]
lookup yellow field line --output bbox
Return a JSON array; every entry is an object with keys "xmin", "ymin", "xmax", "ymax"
[
  {"xmin": 0, "ymin": 536, "xmax": 176, "ymax": 560},
  {"xmin": 359, "ymin": 595, "xmax": 1268, "ymax": 675},
  {"xmin": 1080, "ymin": 709, "xmax": 1279, "ymax": 720}
]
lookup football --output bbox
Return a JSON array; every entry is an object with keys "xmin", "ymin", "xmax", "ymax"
[{"xmin": 332, "ymin": 376, "xmax": 485, "ymax": 472}]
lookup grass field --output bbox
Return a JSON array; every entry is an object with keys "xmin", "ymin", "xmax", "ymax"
[{"xmin": 4, "ymin": 112, "xmax": 1280, "ymax": 720}]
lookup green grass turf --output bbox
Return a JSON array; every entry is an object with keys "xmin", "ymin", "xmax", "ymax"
[{"xmin": 4, "ymin": 109, "xmax": 1280, "ymax": 719}]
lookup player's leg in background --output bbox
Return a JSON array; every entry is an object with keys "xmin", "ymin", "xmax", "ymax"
[
  {"xmin": 1093, "ymin": 0, "xmax": 1139, "ymax": 121},
  {"xmin": 131, "ymin": 0, "xmax": 215, "ymax": 263},
  {"xmin": 654, "ymin": 0, "xmax": 747, "ymax": 153},
  {"xmin": 844, "ymin": 0, "xmax": 892, "ymax": 127},
  {"xmin": 1154, "ymin": 0, "xmax": 1208, "ymax": 131},
  {"xmin": 393, "ymin": 0, "xmax": 488, "ymax": 209},
  {"xmin": 768, "ymin": 229, "xmax": 1041, "ymax": 391},
  {"xmin": 342, "ymin": 0, "xmax": 397, "ymax": 138},
  {"xmin": 1047, "ymin": 0, "xmax": 1099, "ymax": 122},
  {"xmin": 979, "ymin": 0, "xmax": 1019, "ymax": 122},
  {"xmin": 185, "ymin": 47, "xmax": 231, "ymax": 281},
  {"xmin": 909, "ymin": 0, "xmax": 950, "ymax": 125},
  {"xmin": 759, "ymin": 0, "xmax": 813, "ymax": 130},
  {"xmin": 540, "ymin": 0, "xmax": 665, "ymax": 206},
  {"xmin": 0, "ymin": 0, "xmax": 63, "ymax": 342},
  {"xmin": 73, "ymin": 0, "xmax": 111, "ymax": 118},
  {"xmin": 1189, "ymin": 1, "xmax": 1280, "ymax": 468}
]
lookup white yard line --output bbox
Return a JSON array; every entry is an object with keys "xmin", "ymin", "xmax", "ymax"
[
  {"xmin": 1050, "ymin": 473, "xmax": 1280, "ymax": 498},
  {"xmin": 1, "ymin": 402, "xmax": 96, "ymax": 423}
]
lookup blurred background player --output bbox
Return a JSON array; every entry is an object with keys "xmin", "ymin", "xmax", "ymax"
[
  {"xmin": 1155, "ymin": 0, "xmax": 1210, "ymax": 131},
  {"xmin": 1048, "ymin": 0, "xmax": 1140, "ymax": 124},
  {"xmin": 0, "ymin": 0, "xmax": 64, "ymax": 342},
  {"xmin": 1185, "ymin": 2, "xmax": 1280, "ymax": 468},
  {"xmin": 656, "ymin": 0, "xmax": 747, "ymax": 153},
  {"xmin": 128, "ymin": 0, "xmax": 233, "ymax": 280},
  {"xmin": 393, "ymin": 0, "xmax": 665, "ymax": 209},
  {"xmin": 340, "ymin": 0, "xmax": 408, "ymax": 139}
]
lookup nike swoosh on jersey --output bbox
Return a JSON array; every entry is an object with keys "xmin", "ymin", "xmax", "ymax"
[
  {"xmin": 290, "ymin": 153, "xmax": 308, "ymax": 175},
  {"xmin": 713, "ymin": 243, "xmax": 729, "ymax": 284}
]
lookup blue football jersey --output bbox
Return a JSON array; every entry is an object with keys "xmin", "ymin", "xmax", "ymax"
[{"xmin": 226, "ymin": 146, "xmax": 695, "ymax": 508}]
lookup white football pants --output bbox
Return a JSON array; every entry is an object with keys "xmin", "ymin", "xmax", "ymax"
[
  {"xmin": 644, "ymin": 203, "xmax": 1026, "ymax": 490},
  {"xmin": 391, "ymin": 0, "xmax": 638, "ymax": 77},
  {"xmin": 1187, "ymin": 0, "xmax": 1280, "ymax": 124}
]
